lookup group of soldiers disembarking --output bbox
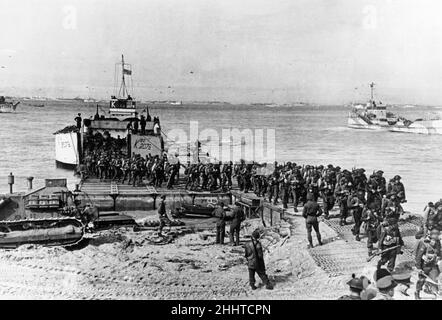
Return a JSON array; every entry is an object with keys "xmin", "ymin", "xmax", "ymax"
[
  {"xmin": 77, "ymin": 130, "xmax": 441, "ymax": 299},
  {"xmin": 235, "ymin": 161, "xmax": 407, "ymax": 255},
  {"xmin": 82, "ymin": 149, "xmax": 184, "ymax": 189},
  {"xmin": 81, "ymin": 135, "xmax": 237, "ymax": 191},
  {"xmin": 80, "ymin": 128, "xmax": 183, "ymax": 189},
  {"xmin": 339, "ymin": 224, "xmax": 441, "ymax": 300},
  {"xmin": 235, "ymin": 160, "xmax": 442, "ymax": 299}
]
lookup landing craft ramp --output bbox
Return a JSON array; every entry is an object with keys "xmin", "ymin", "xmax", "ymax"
[
  {"xmin": 308, "ymin": 213, "xmax": 421, "ymax": 277},
  {"xmin": 78, "ymin": 179, "xmax": 232, "ymax": 211},
  {"xmin": 80, "ymin": 179, "xmax": 156, "ymax": 196},
  {"xmin": 235, "ymin": 191, "xmax": 421, "ymax": 278}
]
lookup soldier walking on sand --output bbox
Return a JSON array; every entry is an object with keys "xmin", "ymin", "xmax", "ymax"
[
  {"xmin": 244, "ymin": 230, "xmax": 273, "ymax": 290},
  {"xmin": 157, "ymin": 195, "xmax": 171, "ymax": 236},
  {"xmin": 302, "ymin": 193, "xmax": 323, "ymax": 248}
]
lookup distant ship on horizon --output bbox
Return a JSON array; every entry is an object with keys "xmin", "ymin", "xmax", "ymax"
[{"xmin": 348, "ymin": 83, "xmax": 442, "ymax": 134}]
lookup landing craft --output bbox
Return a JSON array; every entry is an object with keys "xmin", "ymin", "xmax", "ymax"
[
  {"xmin": 347, "ymin": 82, "xmax": 442, "ymax": 134},
  {"xmin": 54, "ymin": 55, "xmax": 164, "ymax": 168}
]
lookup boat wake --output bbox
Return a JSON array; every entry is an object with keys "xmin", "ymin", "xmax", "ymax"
[{"xmin": 326, "ymin": 126, "xmax": 349, "ymax": 132}]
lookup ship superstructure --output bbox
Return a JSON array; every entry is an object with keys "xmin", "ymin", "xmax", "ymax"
[{"xmin": 54, "ymin": 55, "xmax": 164, "ymax": 168}]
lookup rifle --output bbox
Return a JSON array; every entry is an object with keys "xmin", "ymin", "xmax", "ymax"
[
  {"xmin": 420, "ymin": 271, "xmax": 440, "ymax": 287},
  {"xmin": 280, "ymin": 235, "xmax": 290, "ymax": 247},
  {"xmin": 366, "ymin": 245, "xmax": 401, "ymax": 262}
]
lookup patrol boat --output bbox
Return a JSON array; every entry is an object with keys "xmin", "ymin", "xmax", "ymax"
[
  {"xmin": 54, "ymin": 54, "xmax": 164, "ymax": 168},
  {"xmin": 347, "ymin": 83, "xmax": 442, "ymax": 134},
  {"xmin": 0, "ymin": 96, "xmax": 19, "ymax": 113}
]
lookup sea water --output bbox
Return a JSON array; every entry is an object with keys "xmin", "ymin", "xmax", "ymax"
[{"xmin": 1, "ymin": 101, "xmax": 441, "ymax": 214}]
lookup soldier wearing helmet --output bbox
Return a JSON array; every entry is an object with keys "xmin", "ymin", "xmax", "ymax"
[
  {"xmin": 319, "ymin": 173, "xmax": 335, "ymax": 219},
  {"xmin": 338, "ymin": 274, "xmax": 364, "ymax": 300},
  {"xmin": 377, "ymin": 218, "xmax": 404, "ymax": 271},
  {"xmin": 375, "ymin": 170, "xmax": 387, "ymax": 197},
  {"xmin": 362, "ymin": 207, "xmax": 382, "ymax": 257},
  {"xmin": 334, "ymin": 177, "xmax": 352, "ymax": 226},
  {"xmin": 221, "ymin": 161, "xmax": 233, "ymax": 191},
  {"xmin": 387, "ymin": 175, "xmax": 406, "ymax": 210},
  {"xmin": 415, "ymin": 228, "xmax": 441, "ymax": 299},
  {"xmin": 382, "ymin": 193, "xmax": 400, "ymax": 221},
  {"xmin": 423, "ymin": 202, "xmax": 442, "ymax": 233},
  {"xmin": 302, "ymin": 193, "xmax": 323, "ymax": 248},
  {"xmin": 347, "ymin": 190, "xmax": 365, "ymax": 241},
  {"xmin": 244, "ymin": 230, "xmax": 273, "ymax": 290}
]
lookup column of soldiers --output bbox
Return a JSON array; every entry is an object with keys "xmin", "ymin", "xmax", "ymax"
[
  {"xmin": 83, "ymin": 149, "xmax": 188, "ymax": 189},
  {"xmin": 237, "ymin": 161, "xmax": 441, "ymax": 299},
  {"xmin": 184, "ymin": 161, "xmax": 234, "ymax": 191},
  {"xmin": 81, "ymin": 133, "xmax": 236, "ymax": 190},
  {"xmin": 235, "ymin": 162, "xmax": 408, "ymax": 267}
]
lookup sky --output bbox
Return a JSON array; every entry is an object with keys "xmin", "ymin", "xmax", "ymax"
[{"xmin": 1, "ymin": 0, "xmax": 442, "ymax": 104}]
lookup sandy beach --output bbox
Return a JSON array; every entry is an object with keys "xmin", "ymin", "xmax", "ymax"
[{"xmin": 0, "ymin": 207, "xmax": 430, "ymax": 300}]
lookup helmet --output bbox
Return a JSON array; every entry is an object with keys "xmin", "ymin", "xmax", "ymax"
[{"xmin": 346, "ymin": 274, "xmax": 364, "ymax": 291}]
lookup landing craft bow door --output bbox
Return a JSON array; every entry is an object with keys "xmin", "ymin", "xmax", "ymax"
[{"xmin": 130, "ymin": 134, "xmax": 162, "ymax": 157}]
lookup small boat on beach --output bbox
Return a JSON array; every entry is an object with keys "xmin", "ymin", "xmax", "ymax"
[{"xmin": 0, "ymin": 217, "xmax": 84, "ymax": 249}]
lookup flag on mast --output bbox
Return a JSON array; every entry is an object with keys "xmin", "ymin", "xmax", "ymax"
[{"xmin": 123, "ymin": 68, "xmax": 132, "ymax": 75}]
